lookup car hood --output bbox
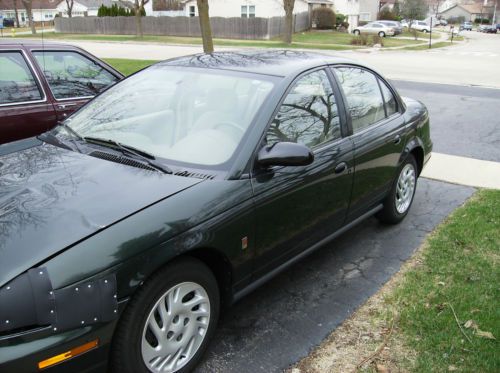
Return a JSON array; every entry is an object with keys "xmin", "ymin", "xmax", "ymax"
[{"xmin": 0, "ymin": 142, "xmax": 202, "ymax": 287}]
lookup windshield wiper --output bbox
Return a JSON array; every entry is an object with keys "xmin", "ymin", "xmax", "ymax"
[
  {"xmin": 84, "ymin": 136, "xmax": 173, "ymax": 174},
  {"xmin": 53, "ymin": 122, "xmax": 85, "ymax": 152}
]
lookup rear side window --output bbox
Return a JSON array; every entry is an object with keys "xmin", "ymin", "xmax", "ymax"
[
  {"xmin": 33, "ymin": 51, "xmax": 118, "ymax": 99},
  {"xmin": 334, "ymin": 67, "xmax": 386, "ymax": 133},
  {"xmin": 378, "ymin": 79, "xmax": 398, "ymax": 116},
  {"xmin": 0, "ymin": 51, "xmax": 42, "ymax": 105}
]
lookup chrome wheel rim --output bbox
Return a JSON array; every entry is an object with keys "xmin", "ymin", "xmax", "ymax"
[
  {"xmin": 395, "ymin": 163, "xmax": 416, "ymax": 214},
  {"xmin": 141, "ymin": 282, "xmax": 210, "ymax": 373}
]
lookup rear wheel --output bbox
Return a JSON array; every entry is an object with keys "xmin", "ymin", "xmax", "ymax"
[
  {"xmin": 378, "ymin": 31, "xmax": 385, "ymax": 37},
  {"xmin": 111, "ymin": 258, "xmax": 220, "ymax": 373},
  {"xmin": 376, "ymin": 155, "xmax": 417, "ymax": 224},
  {"xmin": 422, "ymin": 29, "xmax": 428, "ymax": 33},
  {"xmin": 354, "ymin": 30, "xmax": 360, "ymax": 35}
]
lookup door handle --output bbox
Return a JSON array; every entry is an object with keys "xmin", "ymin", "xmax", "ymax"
[
  {"xmin": 334, "ymin": 162, "xmax": 347, "ymax": 174},
  {"xmin": 57, "ymin": 103, "xmax": 78, "ymax": 110},
  {"xmin": 393, "ymin": 135, "xmax": 402, "ymax": 144}
]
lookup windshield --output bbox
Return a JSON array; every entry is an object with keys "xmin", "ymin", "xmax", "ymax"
[{"xmin": 66, "ymin": 65, "xmax": 275, "ymax": 166}]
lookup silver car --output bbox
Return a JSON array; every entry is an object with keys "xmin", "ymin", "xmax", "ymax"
[
  {"xmin": 353, "ymin": 22, "xmax": 395, "ymax": 37},
  {"xmin": 379, "ymin": 20, "xmax": 403, "ymax": 35}
]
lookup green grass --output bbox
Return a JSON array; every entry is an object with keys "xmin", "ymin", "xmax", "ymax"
[
  {"xmin": 12, "ymin": 30, "xmax": 427, "ymax": 50},
  {"xmin": 104, "ymin": 58, "xmax": 158, "ymax": 76},
  {"xmin": 384, "ymin": 189, "xmax": 500, "ymax": 372}
]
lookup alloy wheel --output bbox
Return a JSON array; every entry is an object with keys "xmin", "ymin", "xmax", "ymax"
[
  {"xmin": 395, "ymin": 163, "xmax": 416, "ymax": 214},
  {"xmin": 141, "ymin": 282, "xmax": 211, "ymax": 372}
]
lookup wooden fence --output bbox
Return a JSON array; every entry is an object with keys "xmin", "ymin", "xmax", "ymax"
[{"xmin": 54, "ymin": 13, "xmax": 310, "ymax": 40}]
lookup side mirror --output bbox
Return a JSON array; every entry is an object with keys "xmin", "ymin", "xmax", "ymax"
[{"xmin": 257, "ymin": 142, "xmax": 314, "ymax": 167}]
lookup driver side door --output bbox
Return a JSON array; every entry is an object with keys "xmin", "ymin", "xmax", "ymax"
[{"xmin": 251, "ymin": 68, "xmax": 355, "ymax": 279}]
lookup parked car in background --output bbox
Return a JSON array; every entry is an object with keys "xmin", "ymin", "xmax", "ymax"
[
  {"xmin": 478, "ymin": 24, "xmax": 497, "ymax": 33},
  {"xmin": 410, "ymin": 20, "xmax": 431, "ymax": 33},
  {"xmin": 2, "ymin": 18, "xmax": 15, "ymax": 27},
  {"xmin": 0, "ymin": 50, "xmax": 432, "ymax": 373},
  {"xmin": 0, "ymin": 41, "xmax": 123, "ymax": 145},
  {"xmin": 439, "ymin": 19, "xmax": 448, "ymax": 26},
  {"xmin": 460, "ymin": 21, "xmax": 473, "ymax": 31},
  {"xmin": 379, "ymin": 20, "xmax": 403, "ymax": 35},
  {"xmin": 353, "ymin": 22, "xmax": 395, "ymax": 37}
]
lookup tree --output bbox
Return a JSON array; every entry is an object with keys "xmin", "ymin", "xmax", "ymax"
[
  {"xmin": 283, "ymin": 0, "xmax": 295, "ymax": 44},
  {"xmin": 21, "ymin": 0, "xmax": 36, "ymax": 34},
  {"xmin": 13, "ymin": 0, "xmax": 21, "ymax": 28},
  {"xmin": 65, "ymin": 0, "xmax": 74, "ymax": 18},
  {"xmin": 401, "ymin": 0, "xmax": 427, "ymax": 26},
  {"xmin": 197, "ymin": 0, "xmax": 214, "ymax": 53},
  {"xmin": 133, "ymin": 0, "xmax": 149, "ymax": 37}
]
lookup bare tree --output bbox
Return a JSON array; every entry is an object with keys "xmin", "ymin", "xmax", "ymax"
[
  {"xmin": 197, "ymin": 0, "xmax": 214, "ymax": 53},
  {"xmin": 132, "ymin": 0, "xmax": 149, "ymax": 37},
  {"xmin": 283, "ymin": 0, "xmax": 295, "ymax": 44},
  {"xmin": 21, "ymin": 0, "xmax": 36, "ymax": 34},
  {"xmin": 12, "ymin": 0, "xmax": 21, "ymax": 27},
  {"xmin": 65, "ymin": 0, "xmax": 74, "ymax": 17}
]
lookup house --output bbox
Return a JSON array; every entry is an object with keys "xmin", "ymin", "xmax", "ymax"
[
  {"xmin": 439, "ymin": 1, "xmax": 495, "ymax": 22},
  {"xmin": 0, "ymin": 0, "xmax": 59, "ymax": 25},
  {"xmin": 145, "ymin": 0, "xmax": 334, "ymax": 18},
  {"xmin": 56, "ymin": 0, "xmax": 114, "ymax": 17}
]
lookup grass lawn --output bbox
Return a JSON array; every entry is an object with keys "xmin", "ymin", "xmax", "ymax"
[
  {"xmin": 292, "ymin": 189, "xmax": 500, "ymax": 372},
  {"xmin": 385, "ymin": 189, "xmax": 500, "ymax": 372},
  {"xmin": 104, "ymin": 58, "xmax": 158, "ymax": 76},
  {"xmin": 12, "ymin": 30, "xmax": 426, "ymax": 50}
]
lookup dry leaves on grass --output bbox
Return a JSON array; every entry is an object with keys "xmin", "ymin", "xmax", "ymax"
[{"xmin": 463, "ymin": 319, "xmax": 495, "ymax": 340}]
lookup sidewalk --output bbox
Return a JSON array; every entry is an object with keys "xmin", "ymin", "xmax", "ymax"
[{"xmin": 422, "ymin": 152, "xmax": 500, "ymax": 189}]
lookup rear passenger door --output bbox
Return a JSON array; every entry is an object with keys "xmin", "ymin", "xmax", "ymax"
[
  {"xmin": 32, "ymin": 50, "xmax": 120, "ymax": 121},
  {"xmin": 0, "ymin": 50, "xmax": 56, "ymax": 144},
  {"xmin": 332, "ymin": 66, "xmax": 406, "ymax": 220}
]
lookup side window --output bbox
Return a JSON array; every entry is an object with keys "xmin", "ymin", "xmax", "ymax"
[
  {"xmin": 0, "ymin": 51, "xmax": 42, "ymax": 105},
  {"xmin": 267, "ymin": 69, "xmax": 341, "ymax": 148},
  {"xmin": 378, "ymin": 79, "xmax": 398, "ymax": 116},
  {"xmin": 334, "ymin": 67, "xmax": 385, "ymax": 133},
  {"xmin": 33, "ymin": 51, "xmax": 118, "ymax": 100}
]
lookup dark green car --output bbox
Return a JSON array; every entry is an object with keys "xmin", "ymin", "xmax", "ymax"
[{"xmin": 0, "ymin": 51, "xmax": 432, "ymax": 373}]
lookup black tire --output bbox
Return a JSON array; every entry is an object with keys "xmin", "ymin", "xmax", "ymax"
[
  {"xmin": 110, "ymin": 257, "xmax": 220, "ymax": 373},
  {"xmin": 376, "ymin": 154, "xmax": 418, "ymax": 225},
  {"xmin": 378, "ymin": 31, "xmax": 385, "ymax": 37},
  {"xmin": 422, "ymin": 29, "xmax": 428, "ymax": 33},
  {"xmin": 353, "ymin": 30, "xmax": 360, "ymax": 35}
]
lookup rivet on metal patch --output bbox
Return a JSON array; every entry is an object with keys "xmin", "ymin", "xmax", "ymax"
[{"xmin": 241, "ymin": 236, "xmax": 248, "ymax": 250}]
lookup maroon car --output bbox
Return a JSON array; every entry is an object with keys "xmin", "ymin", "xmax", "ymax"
[{"xmin": 0, "ymin": 40, "xmax": 123, "ymax": 144}]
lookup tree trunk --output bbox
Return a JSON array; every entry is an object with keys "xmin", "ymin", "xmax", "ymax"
[
  {"xmin": 22, "ymin": 0, "xmax": 36, "ymax": 34},
  {"xmin": 134, "ymin": 0, "xmax": 143, "ymax": 38},
  {"xmin": 14, "ymin": 0, "xmax": 21, "ymax": 28},
  {"xmin": 283, "ymin": 0, "xmax": 295, "ymax": 44},
  {"xmin": 197, "ymin": 0, "xmax": 214, "ymax": 53},
  {"xmin": 135, "ymin": 11, "xmax": 143, "ymax": 37}
]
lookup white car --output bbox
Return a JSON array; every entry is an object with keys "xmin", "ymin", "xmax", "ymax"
[
  {"xmin": 410, "ymin": 20, "xmax": 431, "ymax": 33},
  {"xmin": 353, "ymin": 22, "xmax": 395, "ymax": 37}
]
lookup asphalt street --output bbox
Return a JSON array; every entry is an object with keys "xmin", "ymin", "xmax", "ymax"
[{"xmin": 394, "ymin": 80, "xmax": 500, "ymax": 162}]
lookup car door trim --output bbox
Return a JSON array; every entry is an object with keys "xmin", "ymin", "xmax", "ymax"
[
  {"xmin": 0, "ymin": 49, "xmax": 47, "ymax": 108},
  {"xmin": 232, "ymin": 203, "xmax": 383, "ymax": 303}
]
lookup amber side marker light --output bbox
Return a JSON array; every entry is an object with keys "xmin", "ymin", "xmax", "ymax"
[{"xmin": 38, "ymin": 339, "xmax": 99, "ymax": 370}]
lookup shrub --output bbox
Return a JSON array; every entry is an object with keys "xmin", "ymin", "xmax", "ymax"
[
  {"xmin": 336, "ymin": 13, "xmax": 345, "ymax": 26},
  {"xmin": 350, "ymin": 34, "xmax": 383, "ymax": 47},
  {"xmin": 378, "ymin": 8, "xmax": 397, "ymax": 21},
  {"xmin": 98, "ymin": 4, "xmax": 137, "ymax": 17},
  {"xmin": 447, "ymin": 16, "xmax": 465, "ymax": 25},
  {"xmin": 312, "ymin": 7, "xmax": 336, "ymax": 29}
]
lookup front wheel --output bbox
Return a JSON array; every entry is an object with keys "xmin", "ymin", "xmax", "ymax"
[
  {"xmin": 376, "ymin": 155, "xmax": 417, "ymax": 224},
  {"xmin": 353, "ymin": 30, "xmax": 360, "ymax": 35},
  {"xmin": 422, "ymin": 29, "xmax": 428, "ymax": 33},
  {"xmin": 378, "ymin": 31, "xmax": 385, "ymax": 37},
  {"xmin": 110, "ymin": 258, "xmax": 220, "ymax": 373}
]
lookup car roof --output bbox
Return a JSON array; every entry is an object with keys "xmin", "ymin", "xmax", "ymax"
[
  {"xmin": 0, "ymin": 39, "xmax": 81, "ymax": 50},
  {"xmin": 158, "ymin": 50, "xmax": 357, "ymax": 78}
]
